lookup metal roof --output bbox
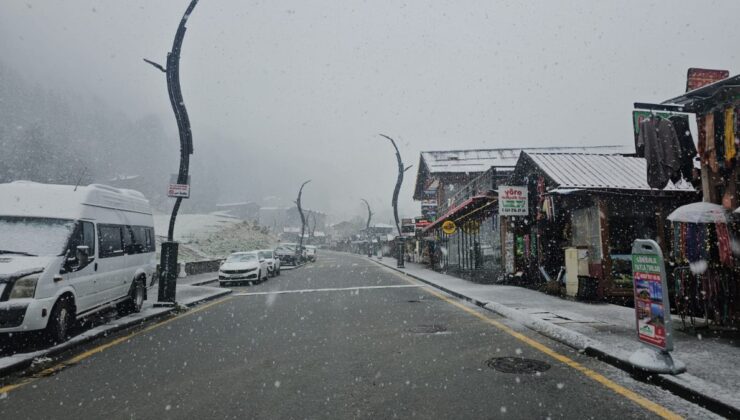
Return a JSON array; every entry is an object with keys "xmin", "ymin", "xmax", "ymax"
[
  {"xmin": 522, "ymin": 153, "xmax": 696, "ymax": 192},
  {"xmin": 420, "ymin": 145, "xmax": 630, "ymax": 174},
  {"xmin": 660, "ymin": 73, "xmax": 740, "ymax": 110}
]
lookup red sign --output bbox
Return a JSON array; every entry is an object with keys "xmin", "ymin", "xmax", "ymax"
[
  {"xmin": 686, "ymin": 68, "xmax": 728, "ymax": 92},
  {"xmin": 415, "ymin": 220, "xmax": 431, "ymax": 228}
]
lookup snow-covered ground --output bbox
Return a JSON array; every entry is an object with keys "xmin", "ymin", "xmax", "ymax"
[{"xmin": 153, "ymin": 213, "xmax": 277, "ymax": 261}]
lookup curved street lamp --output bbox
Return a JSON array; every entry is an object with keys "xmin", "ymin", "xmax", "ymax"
[
  {"xmin": 379, "ymin": 134, "xmax": 412, "ymax": 268},
  {"xmin": 361, "ymin": 198, "xmax": 373, "ymax": 257},
  {"xmin": 144, "ymin": 0, "xmax": 200, "ymax": 304},
  {"xmin": 295, "ymin": 180, "xmax": 311, "ymax": 263}
]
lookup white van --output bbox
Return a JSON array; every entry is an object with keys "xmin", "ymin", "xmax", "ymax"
[{"xmin": 0, "ymin": 181, "xmax": 156, "ymax": 343}]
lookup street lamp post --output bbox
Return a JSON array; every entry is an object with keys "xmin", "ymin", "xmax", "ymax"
[
  {"xmin": 361, "ymin": 198, "xmax": 373, "ymax": 257},
  {"xmin": 379, "ymin": 134, "xmax": 412, "ymax": 268},
  {"xmin": 295, "ymin": 180, "xmax": 311, "ymax": 264},
  {"xmin": 144, "ymin": 0, "xmax": 200, "ymax": 305}
]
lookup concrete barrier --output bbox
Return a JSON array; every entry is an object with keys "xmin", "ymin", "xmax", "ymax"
[{"xmin": 156, "ymin": 259, "xmax": 224, "ymax": 279}]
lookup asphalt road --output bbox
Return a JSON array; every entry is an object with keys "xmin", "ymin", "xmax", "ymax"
[{"xmin": 0, "ymin": 251, "xmax": 720, "ymax": 419}]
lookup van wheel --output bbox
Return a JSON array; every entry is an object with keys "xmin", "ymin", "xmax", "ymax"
[
  {"xmin": 46, "ymin": 296, "xmax": 74, "ymax": 345},
  {"xmin": 118, "ymin": 278, "xmax": 145, "ymax": 315}
]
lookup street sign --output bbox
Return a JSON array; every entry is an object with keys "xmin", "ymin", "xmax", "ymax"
[
  {"xmin": 441, "ymin": 220, "xmax": 457, "ymax": 235},
  {"xmin": 498, "ymin": 186, "xmax": 528, "ymax": 216},
  {"xmin": 631, "ymin": 239, "xmax": 673, "ymax": 351},
  {"xmin": 168, "ymin": 183, "xmax": 190, "ymax": 198},
  {"xmin": 168, "ymin": 174, "xmax": 191, "ymax": 198}
]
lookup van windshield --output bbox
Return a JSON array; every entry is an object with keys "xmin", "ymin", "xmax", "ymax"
[{"xmin": 0, "ymin": 216, "xmax": 75, "ymax": 256}]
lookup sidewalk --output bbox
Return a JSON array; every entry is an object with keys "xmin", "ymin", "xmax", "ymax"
[
  {"xmin": 177, "ymin": 271, "xmax": 218, "ymax": 286},
  {"xmin": 372, "ymin": 257, "xmax": 740, "ymax": 417},
  {"xmin": 0, "ymin": 276, "xmax": 230, "ymax": 377}
]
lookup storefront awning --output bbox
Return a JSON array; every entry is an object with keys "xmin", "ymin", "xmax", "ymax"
[{"xmin": 421, "ymin": 195, "xmax": 495, "ymax": 233}]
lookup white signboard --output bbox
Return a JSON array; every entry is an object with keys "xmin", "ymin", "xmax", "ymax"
[
  {"xmin": 168, "ymin": 183, "xmax": 190, "ymax": 198},
  {"xmin": 498, "ymin": 186, "xmax": 528, "ymax": 216},
  {"xmin": 168, "ymin": 174, "xmax": 191, "ymax": 198}
]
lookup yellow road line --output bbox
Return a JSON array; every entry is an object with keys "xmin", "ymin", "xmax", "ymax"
[
  {"xmin": 0, "ymin": 297, "xmax": 232, "ymax": 395},
  {"xmin": 389, "ymin": 270, "xmax": 682, "ymax": 420}
]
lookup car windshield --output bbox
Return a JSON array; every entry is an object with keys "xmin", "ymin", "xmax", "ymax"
[
  {"xmin": 0, "ymin": 216, "xmax": 75, "ymax": 256},
  {"xmin": 258, "ymin": 251, "xmax": 271, "ymax": 259},
  {"xmin": 225, "ymin": 253, "xmax": 256, "ymax": 263}
]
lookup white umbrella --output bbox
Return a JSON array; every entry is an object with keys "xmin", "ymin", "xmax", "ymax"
[{"xmin": 667, "ymin": 202, "xmax": 728, "ymax": 224}]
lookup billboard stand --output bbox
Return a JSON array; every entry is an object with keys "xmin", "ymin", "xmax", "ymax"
[{"xmin": 628, "ymin": 239, "xmax": 686, "ymax": 374}]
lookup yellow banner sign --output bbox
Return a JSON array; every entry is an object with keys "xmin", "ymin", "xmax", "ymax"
[{"xmin": 442, "ymin": 220, "xmax": 457, "ymax": 235}]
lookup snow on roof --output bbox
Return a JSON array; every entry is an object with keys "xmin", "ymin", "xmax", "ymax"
[
  {"xmin": 522, "ymin": 153, "xmax": 696, "ymax": 192},
  {"xmin": 0, "ymin": 181, "xmax": 152, "ymax": 219},
  {"xmin": 420, "ymin": 146, "xmax": 630, "ymax": 174}
]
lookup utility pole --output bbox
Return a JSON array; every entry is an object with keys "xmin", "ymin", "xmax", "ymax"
[
  {"xmin": 144, "ymin": 0, "xmax": 200, "ymax": 305},
  {"xmin": 295, "ymin": 180, "xmax": 311, "ymax": 263},
  {"xmin": 361, "ymin": 198, "xmax": 373, "ymax": 257},
  {"xmin": 380, "ymin": 134, "xmax": 412, "ymax": 268}
]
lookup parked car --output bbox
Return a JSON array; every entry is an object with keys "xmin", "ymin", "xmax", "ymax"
[
  {"xmin": 0, "ymin": 181, "xmax": 156, "ymax": 344},
  {"xmin": 257, "ymin": 249, "xmax": 280, "ymax": 277},
  {"xmin": 305, "ymin": 245, "xmax": 317, "ymax": 262},
  {"xmin": 218, "ymin": 251, "xmax": 269, "ymax": 286},
  {"xmin": 275, "ymin": 243, "xmax": 298, "ymax": 266}
]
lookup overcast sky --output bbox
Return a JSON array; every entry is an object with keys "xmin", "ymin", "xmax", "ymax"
[{"xmin": 2, "ymin": 0, "xmax": 739, "ymax": 222}]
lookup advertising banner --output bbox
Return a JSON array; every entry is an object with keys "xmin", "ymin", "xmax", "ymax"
[
  {"xmin": 631, "ymin": 239, "xmax": 673, "ymax": 351},
  {"xmin": 498, "ymin": 186, "xmax": 528, "ymax": 216}
]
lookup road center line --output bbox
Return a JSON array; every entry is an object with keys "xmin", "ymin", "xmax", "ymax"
[{"xmin": 232, "ymin": 284, "xmax": 425, "ymax": 296}]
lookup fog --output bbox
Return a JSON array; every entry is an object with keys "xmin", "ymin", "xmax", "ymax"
[{"xmin": 2, "ymin": 0, "xmax": 739, "ymax": 223}]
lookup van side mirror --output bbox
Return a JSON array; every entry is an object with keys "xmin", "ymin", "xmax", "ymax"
[{"xmin": 76, "ymin": 245, "xmax": 90, "ymax": 267}]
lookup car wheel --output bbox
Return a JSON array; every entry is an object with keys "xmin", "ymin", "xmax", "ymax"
[
  {"xmin": 117, "ymin": 278, "xmax": 145, "ymax": 315},
  {"xmin": 46, "ymin": 296, "xmax": 74, "ymax": 345}
]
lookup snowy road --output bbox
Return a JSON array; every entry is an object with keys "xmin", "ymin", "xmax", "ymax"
[{"xmin": 0, "ymin": 252, "xmax": 719, "ymax": 419}]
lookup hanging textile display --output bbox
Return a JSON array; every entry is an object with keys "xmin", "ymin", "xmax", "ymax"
[
  {"xmin": 670, "ymin": 219, "xmax": 736, "ymax": 327},
  {"xmin": 638, "ymin": 116, "xmax": 682, "ymax": 188},
  {"xmin": 724, "ymin": 107, "xmax": 737, "ymax": 164},
  {"xmin": 669, "ymin": 115, "xmax": 698, "ymax": 180},
  {"xmin": 705, "ymin": 113, "xmax": 719, "ymax": 173}
]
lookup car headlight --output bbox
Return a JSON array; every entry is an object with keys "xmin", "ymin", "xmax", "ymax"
[{"xmin": 9, "ymin": 275, "xmax": 39, "ymax": 299}]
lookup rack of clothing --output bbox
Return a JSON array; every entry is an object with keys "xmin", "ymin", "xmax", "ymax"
[
  {"xmin": 671, "ymin": 221, "xmax": 737, "ymax": 327},
  {"xmin": 637, "ymin": 113, "xmax": 697, "ymax": 189}
]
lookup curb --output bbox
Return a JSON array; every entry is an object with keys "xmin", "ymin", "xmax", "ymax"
[
  {"xmin": 0, "ymin": 288, "xmax": 231, "ymax": 379},
  {"xmin": 369, "ymin": 257, "xmax": 740, "ymax": 419},
  {"xmin": 186, "ymin": 277, "xmax": 219, "ymax": 286}
]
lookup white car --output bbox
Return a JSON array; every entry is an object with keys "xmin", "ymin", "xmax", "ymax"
[
  {"xmin": 218, "ymin": 252, "xmax": 268, "ymax": 286},
  {"xmin": 257, "ymin": 249, "xmax": 280, "ymax": 277},
  {"xmin": 305, "ymin": 245, "xmax": 317, "ymax": 262},
  {"xmin": 0, "ymin": 181, "xmax": 156, "ymax": 344}
]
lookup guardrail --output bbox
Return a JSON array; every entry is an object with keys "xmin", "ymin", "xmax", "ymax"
[{"xmin": 155, "ymin": 258, "xmax": 224, "ymax": 279}]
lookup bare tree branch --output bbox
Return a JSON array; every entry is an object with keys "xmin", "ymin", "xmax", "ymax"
[{"xmin": 143, "ymin": 58, "xmax": 166, "ymax": 73}]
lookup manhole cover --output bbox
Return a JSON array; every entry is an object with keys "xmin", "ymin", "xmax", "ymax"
[
  {"xmin": 485, "ymin": 357, "xmax": 551, "ymax": 374},
  {"xmin": 407, "ymin": 324, "xmax": 447, "ymax": 334}
]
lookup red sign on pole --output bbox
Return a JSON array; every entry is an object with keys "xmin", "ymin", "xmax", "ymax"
[{"xmin": 686, "ymin": 68, "xmax": 728, "ymax": 92}]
